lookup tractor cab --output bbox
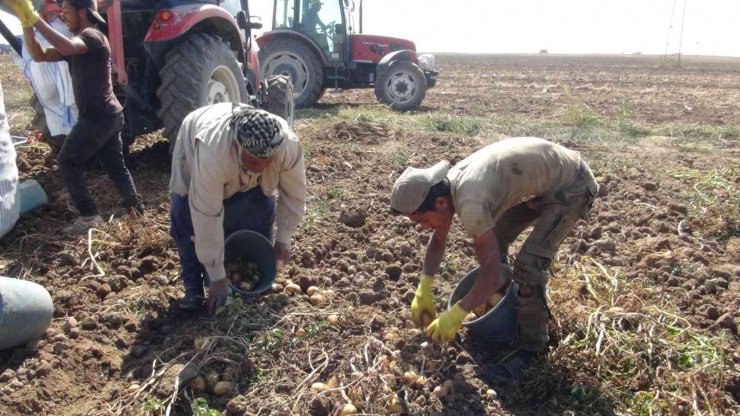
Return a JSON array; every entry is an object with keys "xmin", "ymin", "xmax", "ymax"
[
  {"xmin": 259, "ymin": 0, "xmax": 438, "ymax": 111},
  {"xmin": 273, "ymin": 0, "xmax": 347, "ymax": 61}
]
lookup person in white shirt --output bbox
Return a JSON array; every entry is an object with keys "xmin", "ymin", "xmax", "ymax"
[
  {"xmin": 169, "ymin": 103, "xmax": 306, "ymax": 313},
  {"xmin": 0, "ymin": 80, "xmax": 20, "ymax": 239}
]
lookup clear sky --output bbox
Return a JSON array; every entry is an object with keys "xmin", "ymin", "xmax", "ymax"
[{"xmin": 2, "ymin": 0, "xmax": 739, "ymax": 56}]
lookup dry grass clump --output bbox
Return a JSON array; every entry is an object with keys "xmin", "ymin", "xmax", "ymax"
[{"xmin": 548, "ymin": 258, "xmax": 735, "ymax": 415}]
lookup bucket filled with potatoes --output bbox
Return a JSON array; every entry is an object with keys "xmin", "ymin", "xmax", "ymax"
[
  {"xmin": 448, "ymin": 265, "xmax": 518, "ymax": 344},
  {"xmin": 223, "ymin": 230, "xmax": 276, "ymax": 295}
]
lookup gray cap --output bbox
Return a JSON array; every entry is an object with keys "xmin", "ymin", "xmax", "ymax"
[{"xmin": 390, "ymin": 161, "xmax": 450, "ymax": 214}]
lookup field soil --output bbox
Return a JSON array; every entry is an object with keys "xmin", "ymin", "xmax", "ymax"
[{"xmin": 1, "ymin": 54, "xmax": 738, "ymax": 415}]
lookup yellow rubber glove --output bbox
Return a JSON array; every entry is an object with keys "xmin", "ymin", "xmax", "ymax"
[
  {"xmin": 4, "ymin": 0, "xmax": 39, "ymax": 27},
  {"xmin": 426, "ymin": 302, "xmax": 468, "ymax": 342},
  {"xmin": 410, "ymin": 274, "xmax": 436, "ymax": 328}
]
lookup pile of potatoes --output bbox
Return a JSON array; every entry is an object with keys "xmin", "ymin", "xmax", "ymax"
[
  {"xmin": 188, "ymin": 367, "xmax": 238, "ymax": 397},
  {"xmin": 464, "ymin": 291, "xmax": 505, "ymax": 323},
  {"xmin": 226, "ymin": 256, "xmax": 262, "ymax": 292}
]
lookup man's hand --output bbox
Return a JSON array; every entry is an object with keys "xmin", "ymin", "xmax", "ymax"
[
  {"xmin": 410, "ymin": 275, "xmax": 436, "ymax": 328},
  {"xmin": 4, "ymin": 0, "xmax": 39, "ymax": 27},
  {"xmin": 426, "ymin": 303, "xmax": 468, "ymax": 342},
  {"xmin": 274, "ymin": 241, "xmax": 291, "ymax": 270},
  {"xmin": 207, "ymin": 279, "xmax": 230, "ymax": 315}
]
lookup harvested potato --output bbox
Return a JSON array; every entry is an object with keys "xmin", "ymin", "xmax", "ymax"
[
  {"xmin": 386, "ymin": 393, "xmax": 404, "ymax": 413},
  {"xmin": 193, "ymin": 337, "xmax": 206, "ymax": 350},
  {"xmin": 205, "ymin": 370, "xmax": 220, "ymax": 391},
  {"xmin": 473, "ymin": 301, "xmax": 489, "ymax": 316},
  {"xmin": 432, "ymin": 384, "xmax": 448, "ymax": 398},
  {"xmin": 402, "ymin": 371, "xmax": 419, "ymax": 385},
  {"xmin": 310, "ymin": 382, "xmax": 329, "ymax": 393},
  {"xmin": 306, "ymin": 286, "xmax": 320, "ymax": 296},
  {"xmin": 463, "ymin": 312, "xmax": 477, "ymax": 323},
  {"xmin": 226, "ymin": 257, "xmax": 262, "ymax": 291},
  {"xmin": 327, "ymin": 314, "xmax": 340, "ymax": 325},
  {"xmin": 309, "ymin": 293, "xmax": 326, "ymax": 305},
  {"xmin": 285, "ymin": 283, "xmax": 301, "ymax": 295},
  {"xmin": 339, "ymin": 403, "xmax": 357, "ymax": 415},
  {"xmin": 213, "ymin": 381, "xmax": 236, "ymax": 396},
  {"xmin": 189, "ymin": 376, "xmax": 206, "ymax": 393},
  {"xmin": 489, "ymin": 292, "xmax": 504, "ymax": 307},
  {"xmin": 472, "ymin": 290, "xmax": 507, "ymax": 317}
]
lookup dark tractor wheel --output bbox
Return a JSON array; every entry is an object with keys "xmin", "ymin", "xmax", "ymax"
[
  {"xmin": 157, "ymin": 33, "xmax": 247, "ymax": 143},
  {"xmin": 374, "ymin": 60, "xmax": 426, "ymax": 111},
  {"xmin": 259, "ymin": 38, "xmax": 324, "ymax": 108},
  {"xmin": 263, "ymin": 75, "xmax": 294, "ymax": 125}
]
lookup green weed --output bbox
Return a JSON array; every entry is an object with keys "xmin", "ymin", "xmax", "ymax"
[
  {"xmin": 392, "ymin": 150, "xmax": 413, "ymax": 170},
  {"xmin": 327, "ymin": 188, "xmax": 347, "ymax": 200},
  {"xmin": 422, "ymin": 114, "xmax": 483, "ymax": 136},
  {"xmin": 191, "ymin": 398, "xmax": 222, "ymax": 416}
]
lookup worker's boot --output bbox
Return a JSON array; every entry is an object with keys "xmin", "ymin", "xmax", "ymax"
[
  {"xmin": 515, "ymin": 284, "xmax": 550, "ymax": 352},
  {"xmin": 179, "ymin": 289, "xmax": 205, "ymax": 311}
]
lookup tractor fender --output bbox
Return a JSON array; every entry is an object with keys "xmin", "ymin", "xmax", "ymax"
[
  {"xmin": 256, "ymin": 30, "xmax": 330, "ymax": 67},
  {"xmin": 375, "ymin": 50, "xmax": 417, "ymax": 81},
  {"xmin": 144, "ymin": 4, "xmax": 245, "ymax": 66}
]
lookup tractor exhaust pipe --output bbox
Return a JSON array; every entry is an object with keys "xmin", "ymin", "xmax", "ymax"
[{"xmin": 359, "ymin": 0, "xmax": 363, "ymax": 33}]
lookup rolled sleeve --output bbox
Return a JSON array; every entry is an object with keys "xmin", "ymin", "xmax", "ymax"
[
  {"xmin": 189, "ymin": 143, "xmax": 228, "ymax": 283},
  {"xmin": 275, "ymin": 140, "xmax": 306, "ymax": 244}
]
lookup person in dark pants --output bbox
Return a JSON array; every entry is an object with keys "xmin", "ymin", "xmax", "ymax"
[
  {"xmin": 10, "ymin": 0, "xmax": 143, "ymax": 234},
  {"xmin": 170, "ymin": 104, "xmax": 306, "ymax": 313}
]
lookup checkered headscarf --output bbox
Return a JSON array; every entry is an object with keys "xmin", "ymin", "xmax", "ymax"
[{"xmin": 229, "ymin": 107, "xmax": 284, "ymax": 158}]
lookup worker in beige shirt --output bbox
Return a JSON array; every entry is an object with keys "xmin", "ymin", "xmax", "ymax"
[
  {"xmin": 390, "ymin": 137, "xmax": 598, "ymax": 382},
  {"xmin": 170, "ymin": 104, "xmax": 306, "ymax": 313}
]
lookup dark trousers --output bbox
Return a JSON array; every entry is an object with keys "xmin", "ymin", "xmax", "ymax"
[
  {"xmin": 170, "ymin": 187, "xmax": 276, "ymax": 294},
  {"xmin": 57, "ymin": 112, "xmax": 140, "ymax": 216}
]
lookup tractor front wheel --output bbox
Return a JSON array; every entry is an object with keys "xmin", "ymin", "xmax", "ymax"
[
  {"xmin": 157, "ymin": 33, "xmax": 247, "ymax": 144},
  {"xmin": 259, "ymin": 39, "xmax": 324, "ymax": 108},
  {"xmin": 374, "ymin": 60, "xmax": 426, "ymax": 111}
]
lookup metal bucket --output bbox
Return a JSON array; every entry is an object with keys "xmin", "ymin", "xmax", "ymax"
[
  {"xmin": 448, "ymin": 266, "xmax": 518, "ymax": 345},
  {"xmin": 223, "ymin": 230, "xmax": 276, "ymax": 296},
  {"xmin": 0, "ymin": 276, "xmax": 53, "ymax": 350}
]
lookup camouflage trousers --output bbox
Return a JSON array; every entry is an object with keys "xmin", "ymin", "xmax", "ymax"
[{"xmin": 495, "ymin": 160, "xmax": 598, "ymax": 352}]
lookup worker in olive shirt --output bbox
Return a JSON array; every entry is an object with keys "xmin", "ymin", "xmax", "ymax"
[
  {"xmin": 390, "ymin": 137, "xmax": 598, "ymax": 382},
  {"xmin": 170, "ymin": 104, "xmax": 306, "ymax": 313},
  {"xmin": 11, "ymin": 0, "xmax": 143, "ymax": 234}
]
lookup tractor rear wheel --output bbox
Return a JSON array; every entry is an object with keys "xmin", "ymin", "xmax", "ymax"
[
  {"xmin": 157, "ymin": 33, "xmax": 247, "ymax": 143},
  {"xmin": 263, "ymin": 75, "xmax": 295, "ymax": 126},
  {"xmin": 259, "ymin": 39, "xmax": 324, "ymax": 108},
  {"xmin": 374, "ymin": 60, "xmax": 426, "ymax": 111}
]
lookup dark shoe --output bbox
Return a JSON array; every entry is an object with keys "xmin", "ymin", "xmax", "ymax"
[
  {"xmin": 179, "ymin": 291, "xmax": 205, "ymax": 311},
  {"xmin": 490, "ymin": 350, "xmax": 537, "ymax": 384},
  {"xmin": 62, "ymin": 215, "xmax": 104, "ymax": 235},
  {"xmin": 114, "ymin": 203, "xmax": 145, "ymax": 218}
]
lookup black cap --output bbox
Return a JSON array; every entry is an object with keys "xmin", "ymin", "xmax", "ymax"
[{"xmin": 67, "ymin": 0, "xmax": 106, "ymax": 26}]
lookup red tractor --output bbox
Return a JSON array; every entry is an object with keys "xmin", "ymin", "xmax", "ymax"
[
  {"xmin": 257, "ymin": 0, "xmax": 438, "ymax": 111},
  {"xmin": 7, "ymin": 0, "xmax": 291, "ymax": 149}
]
